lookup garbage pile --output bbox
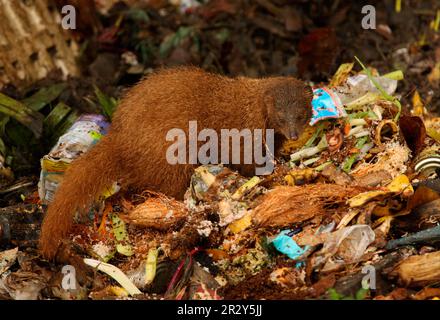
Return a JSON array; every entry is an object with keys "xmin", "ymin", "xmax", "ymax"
[{"xmin": 3, "ymin": 63, "xmax": 440, "ymax": 300}]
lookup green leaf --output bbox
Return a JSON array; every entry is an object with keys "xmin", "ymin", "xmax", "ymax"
[
  {"xmin": 145, "ymin": 248, "xmax": 159, "ymax": 284},
  {"xmin": 0, "ymin": 93, "xmax": 43, "ymax": 138},
  {"xmin": 356, "ymin": 288, "xmax": 369, "ymax": 300},
  {"xmin": 116, "ymin": 244, "xmax": 134, "ymax": 257},
  {"xmin": 314, "ymin": 161, "xmax": 332, "ymax": 172},
  {"xmin": 354, "ymin": 56, "xmax": 402, "ymax": 122},
  {"xmin": 304, "ymin": 122, "xmax": 325, "ymax": 148},
  {"xmin": 126, "ymin": 8, "xmax": 150, "ymax": 23},
  {"xmin": 22, "ymin": 83, "xmax": 67, "ymax": 111},
  {"xmin": 328, "ymin": 288, "xmax": 343, "ymax": 300},
  {"xmin": 94, "ymin": 86, "xmax": 118, "ymax": 119},
  {"xmin": 347, "ymin": 111, "xmax": 369, "ymax": 120},
  {"xmin": 135, "ymin": 39, "xmax": 155, "ymax": 64},
  {"xmin": 43, "ymin": 102, "xmax": 72, "ymax": 135},
  {"xmin": 0, "ymin": 136, "xmax": 6, "ymax": 157},
  {"xmin": 355, "ymin": 136, "xmax": 369, "ymax": 149},
  {"xmin": 6, "ymin": 120, "xmax": 35, "ymax": 148},
  {"xmin": 383, "ymin": 70, "xmax": 404, "ymax": 81},
  {"xmin": 0, "ymin": 114, "xmax": 9, "ymax": 136},
  {"xmin": 49, "ymin": 110, "xmax": 79, "ymax": 145},
  {"xmin": 342, "ymin": 136, "xmax": 368, "ymax": 173},
  {"xmin": 159, "ymin": 26, "xmax": 193, "ymax": 58},
  {"xmin": 342, "ymin": 154, "xmax": 358, "ymax": 173}
]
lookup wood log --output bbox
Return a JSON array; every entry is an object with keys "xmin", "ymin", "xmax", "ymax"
[{"xmin": 389, "ymin": 251, "xmax": 440, "ymax": 287}]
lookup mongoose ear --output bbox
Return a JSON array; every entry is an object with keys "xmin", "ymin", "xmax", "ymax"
[{"xmin": 303, "ymin": 84, "xmax": 313, "ymax": 102}]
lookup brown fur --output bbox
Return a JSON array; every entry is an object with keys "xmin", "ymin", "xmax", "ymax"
[{"xmin": 39, "ymin": 67, "xmax": 313, "ymax": 259}]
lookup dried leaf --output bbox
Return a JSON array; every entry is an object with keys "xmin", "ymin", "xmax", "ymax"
[
  {"xmin": 348, "ymin": 174, "xmax": 413, "ymax": 207},
  {"xmin": 399, "ymin": 115, "xmax": 426, "ymax": 155},
  {"xmin": 407, "ymin": 186, "xmax": 440, "ymax": 211}
]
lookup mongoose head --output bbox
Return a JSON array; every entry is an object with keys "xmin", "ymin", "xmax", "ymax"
[{"xmin": 264, "ymin": 78, "xmax": 313, "ymax": 140}]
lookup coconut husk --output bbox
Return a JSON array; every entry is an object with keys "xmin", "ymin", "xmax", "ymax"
[
  {"xmin": 121, "ymin": 193, "xmax": 188, "ymax": 231},
  {"xmin": 252, "ymin": 184, "xmax": 370, "ymax": 228}
]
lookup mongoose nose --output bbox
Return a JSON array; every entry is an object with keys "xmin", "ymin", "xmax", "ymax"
[{"xmin": 290, "ymin": 131, "xmax": 298, "ymax": 140}]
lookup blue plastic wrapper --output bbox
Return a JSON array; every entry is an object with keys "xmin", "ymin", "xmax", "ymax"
[
  {"xmin": 271, "ymin": 230, "xmax": 306, "ymax": 260},
  {"xmin": 310, "ymin": 88, "xmax": 346, "ymax": 125}
]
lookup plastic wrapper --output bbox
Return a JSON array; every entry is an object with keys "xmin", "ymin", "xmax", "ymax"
[
  {"xmin": 38, "ymin": 114, "xmax": 110, "ymax": 204},
  {"xmin": 310, "ymin": 88, "xmax": 347, "ymax": 125},
  {"xmin": 317, "ymin": 225, "xmax": 375, "ymax": 271},
  {"xmin": 271, "ymin": 230, "xmax": 307, "ymax": 260}
]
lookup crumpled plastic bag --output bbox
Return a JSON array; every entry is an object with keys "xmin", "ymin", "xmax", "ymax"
[
  {"xmin": 315, "ymin": 225, "xmax": 375, "ymax": 272},
  {"xmin": 323, "ymin": 225, "xmax": 375, "ymax": 261}
]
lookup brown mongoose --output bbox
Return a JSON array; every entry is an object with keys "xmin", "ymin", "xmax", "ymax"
[{"xmin": 39, "ymin": 67, "xmax": 313, "ymax": 259}]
